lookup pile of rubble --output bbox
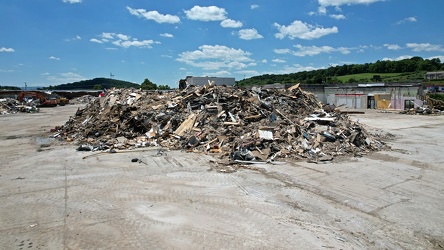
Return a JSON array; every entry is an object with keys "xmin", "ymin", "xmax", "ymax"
[
  {"xmin": 399, "ymin": 107, "xmax": 444, "ymax": 115},
  {"xmin": 69, "ymin": 95, "xmax": 97, "ymax": 104},
  {"xmin": 400, "ymin": 96, "xmax": 444, "ymax": 115},
  {"xmin": 58, "ymin": 83, "xmax": 386, "ymax": 162},
  {"xmin": 0, "ymin": 98, "xmax": 39, "ymax": 115}
]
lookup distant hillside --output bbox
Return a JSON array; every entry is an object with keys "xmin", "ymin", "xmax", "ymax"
[
  {"xmin": 237, "ymin": 56, "xmax": 444, "ymax": 86},
  {"xmin": 0, "ymin": 85, "xmax": 22, "ymax": 90},
  {"xmin": 42, "ymin": 78, "xmax": 140, "ymax": 90}
]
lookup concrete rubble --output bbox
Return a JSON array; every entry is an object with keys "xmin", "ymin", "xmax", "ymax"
[
  {"xmin": 0, "ymin": 98, "xmax": 39, "ymax": 115},
  {"xmin": 400, "ymin": 96, "xmax": 444, "ymax": 115},
  {"xmin": 57, "ymin": 83, "xmax": 387, "ymax": 163}
]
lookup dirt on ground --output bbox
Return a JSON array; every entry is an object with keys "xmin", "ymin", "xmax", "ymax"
[{"xmin": 1, "ymin": 104, "xmax": 444, "ymax": 249}]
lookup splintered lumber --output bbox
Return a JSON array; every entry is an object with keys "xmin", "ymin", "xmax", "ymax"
[{"xmin": 174, "ymin": 113, "xmax": 198, "ymax": 136}]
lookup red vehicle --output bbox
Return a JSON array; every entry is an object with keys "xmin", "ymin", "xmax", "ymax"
[{"xmin": 17, "ymin": 91, "xmax": 58, "ymax": 107}]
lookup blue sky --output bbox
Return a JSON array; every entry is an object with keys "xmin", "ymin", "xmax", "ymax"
[{"xmin": 1, "ymin": 0, "xmax": 443, "ymax": 88}]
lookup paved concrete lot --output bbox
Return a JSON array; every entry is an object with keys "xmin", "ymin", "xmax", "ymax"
[{"xmin": 1, "ymin": 104, "xmax": 444, "ymax": 249}]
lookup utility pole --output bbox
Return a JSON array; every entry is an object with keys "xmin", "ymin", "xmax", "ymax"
[{"xmin": 24, "ymin": 82, "xmax": 27, "ymax": 91}]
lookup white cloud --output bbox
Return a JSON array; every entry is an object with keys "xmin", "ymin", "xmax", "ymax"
[
  {"xmin": 101, "ymin": 32, "xmax": 113, "ymax": 39},
  {"xmin": 317, "ymin": 0, "xmax": 384, "ymax": 14},
  {"xmin": 251, "ymin": 4, "xmax": 260, "ymax": 9},
  {"xmin": 116, "ymin": 34, "xmax": 130, "ymax": 40},
  {"xmin": 274, "ymin": 44, "xmax": 351, "ymax": 57},
  {"xmin": 261, "ymin": 59, "xmax": 268, "ymax": 63},
  {"xmin": 272, "ymin": 59, "xmax": 286, "ymax": 63},
  {"xmin": 160, "ymin": 33, "xmax": 174, "ymax": 38},
  {"xmin": 177, "ymin": 45, "xmax": 254, "ymax": 71},
  {"xmin": 41, "ymin": 72, "xmax": 50, "ymax": 76},
  {"xmin": 91, "ymin": 32, "xmax": 160, "ymax": 49},
  {"xmin": 263, "ymin": 64, "xmax": 320, "ymax": 75},
  {"xmin": 0, "ymin": 47, "xmax": 15, "ymax": 52},
  {"xmin": 406, "ymin": 43, "xmax": 444, "ymax": 52},
  {"xmin": 383, "ymin": 44, "xmax": 401, "ymax": 50},
  {"xmin": 126, "ymin": 7, "xmax": 180, "ymax": 24},
  {"xmin": 238, "ymin": 28, "xmax": 263, "ymax": 40},
  {"xmin": 382, "ymin": 55, "xmax": 413, "ymax": 61},
  {"xmin": 90, "ymin": 38, "xmax": 103, "ymax": 43},
  {"xmin": 62, "ymin": 0, "xmax": 82, "ymax": 4},
  {"xmin": 330, "ymin": 14, "xmax": 346, "ymax": 20},
  {"xmin": 65, "ymin": 35, "xmax": 82, "ymax": 41},
  {"xmin": 118, "ymin": 40, "xmax": 160, "ymax": 49},
  {"xmin": 220, "ymin": 19, "xmax": 243, "ymax": 28},
  {"xmin": 274, "ymin": 20, "xmax": 338, "ymax": 40},
  {"xmin": 396, "ymin": 16, "xmax": 417, "ymax": 25},
  {"xmin": 49, "ymin": 56, "xmax": 60, "ymax": 60},
  {"xmin": 427, "ymin": 55, "xmax": 444, "ymax": 62},
  {"xmin": 185, "ymin": 6, "xmax": 227, "ymax": 21},
  {"xmin": 318, "ymin": 6, "xmax": 327, "ymax": 15},
  {"xmin": 0, "ymin": 69, "xmax": 14, "ymax": 73},
  {"xmin": 318, "ymin": 0, "xmax": 384, "ymax": 7},
  {"xmin": 274, "ymin": 49, "xmax": 291, "ymax": 54},
  {"xmin": 202, "ymin": 70, "xmax": 232, "ymax": 77},
  {"xmin": 45, "ymin": 72, "xmax": 86, "ymax": 85}
]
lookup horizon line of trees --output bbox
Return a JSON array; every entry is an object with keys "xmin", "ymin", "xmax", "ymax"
[{"xmin": 238, "ymin": 56, "xmax": 444, "ymax": 86}]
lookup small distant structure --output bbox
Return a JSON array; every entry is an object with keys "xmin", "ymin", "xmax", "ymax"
[
  {"xmin": 179, "ymin": 76, "xmax": 235, "ymax": 89},
  {"xmin": 425, "ymin": 71, "xmax": 444, "ymax": 80}
]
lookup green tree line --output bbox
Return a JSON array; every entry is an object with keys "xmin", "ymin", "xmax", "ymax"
[{"xmin": 238, "ymin": 57, "xmax": 444, "ymax": 86}]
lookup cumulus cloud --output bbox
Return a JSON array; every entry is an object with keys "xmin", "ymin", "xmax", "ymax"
[
  {"xmin": 274, "ymin": 20, "xmax": 338, "ymax": 40},
  {"xmin": 202, "ymin": 70, "xmax": 232, "ymax": 77},
  {"xmin": 251, "ymin": 4, "xmax": 260, "ymax": 9},
  {"xmin": 317, "ymin": 0, "xmax": 384, "ymax": 14},
  {"xmin": 318, "ymin": 0, "xmax": 384, "ymax": 7},
  {"xmin": 0, "ymin": 47, "xmax": 15, "ymax": 52},
  {"xmin": 382, "ymin": 55, "xmax": 414, "ymax": 61},
  {"xmin": 160, "ymin": 33, "xmax": 174, "ymax": 38},
  {"xmin": 406, "ymin": 43, "xmax": 444, "ymax": 52},
  {"xmin": 220, "ymin": 19, "xmax": 243, "ymax": 28},
  {"xmin": 185, "ymin": 6, "xmax": 227, "ymax": 21},
  {"xmin": 272, "ymin": 59, "xmax": 286, "ymax": 63},
  {"xmin": 49, "ymin": 56, "xmax": 60, "ymax": 60},
  {"xmin": 383, "ymin": 44, "xmax": 401, "ymax": 50},
  {"xmin": 177, "ymin": 45, "xmax": 254, "ymax": 71},
  {"xmin": 45, "ymin": 72, "xmax": 86, "ymax": 85},
  {"xmin": 116, "ymin": 34, "xmax": 129, "ymax": 40},
  {"xmin": 126, "ymin": 7, "xmax": 180, "ymax": 24},
  {"xmin": 396, "ymin": 16, "xmax": 417, "ymax": 25},
  {"xmin": 91, "ymin": 32, "xmax": 160, "ymax": 49},
  {"xmin": 65, "ymin": 35, "xmax": 81, "ymax": 41},
  {"xmin": 238, "ymin": 28, "xmax": 263, "ymax": 40},
  {"xmin": 263, "ymin": 64, "xmax": 320, "ymax": 75},
  {"xmin": 62, "ymin": 0, "xmax": 82, "ymax": 3},
  {"xmin": 274, "ymin": 44, "xmax": 351, "ymax": 57},
  {"xmin": 330, "ymin": 14, "xmax": 346, "ymax": 20},
  {"xmin": 90, "ymin": 38, "xmax": 103, "ymax": 43},
  {"xmin": 427, "ymin": 55, "xmax": 444, "ymax": 62}
]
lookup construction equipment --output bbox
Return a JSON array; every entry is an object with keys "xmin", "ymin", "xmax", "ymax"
[
  {"xmin": 17, "ymin": 91, "xmax": 58, "ymax": 107},
  {"xmin": 57, "ymin": 97, "xmax": 69, "ymax": 106},
  {"xmin": 425, "ymin": 95, "xmax": 444, "ymax": 110}
]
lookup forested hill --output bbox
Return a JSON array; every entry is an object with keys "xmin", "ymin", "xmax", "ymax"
[
  {"xmin": 238, "ymin": 57, "xmax": 444, "ymax": 86},
  {"xmin": 42, "ymin": 78, "xmax": 140, "ymax": 90}
]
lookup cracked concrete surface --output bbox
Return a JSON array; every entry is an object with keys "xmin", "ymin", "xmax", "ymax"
[{"xmin": 1, "ymin": 105, "xmax": 444, "ymax": 249}]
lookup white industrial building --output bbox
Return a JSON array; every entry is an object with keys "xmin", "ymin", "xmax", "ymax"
[{"xmin": 183, "ymin": 76, "xmax": 236, "ymax": 87}]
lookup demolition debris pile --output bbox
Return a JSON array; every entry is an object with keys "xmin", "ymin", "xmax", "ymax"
[
  {"xmin": 0, "ymin": 98, "xmax": 39, "ymax": 115},
  {"xmin": 59, "ymin": 83, "xmax": 386, "ymax": 162},
  {"xmin": 400, "ymin": 95, "xmax": 444, "ymax": 115}
]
